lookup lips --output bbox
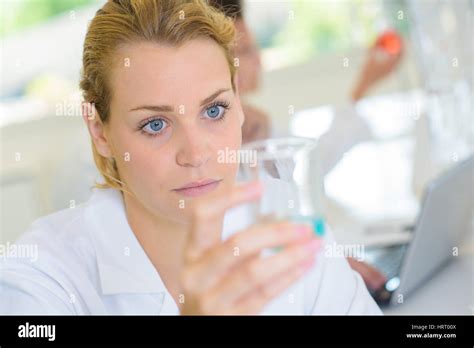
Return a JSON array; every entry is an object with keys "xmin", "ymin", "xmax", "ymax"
[{"xmin": 173, "ymin": 179, "xmax": 222, "ymax": 197}]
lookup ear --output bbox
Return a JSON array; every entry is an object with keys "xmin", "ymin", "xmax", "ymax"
[
  {"xmin": 82, "ymin": 102, "xmax": 113, "ymax": 158},
  {"xmin": 233, "ymin": 72, "xmax": 245, "ymax": 127}
]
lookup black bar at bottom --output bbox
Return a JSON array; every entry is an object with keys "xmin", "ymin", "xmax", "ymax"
[{"xmin": 0, "ymin": 315, "xmax": 472, "ymax": 346}]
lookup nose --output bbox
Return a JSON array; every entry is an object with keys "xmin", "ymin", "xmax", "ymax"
[{"xmin": 175, "ymin": 126, "xmax": 212, "ymax": 168}]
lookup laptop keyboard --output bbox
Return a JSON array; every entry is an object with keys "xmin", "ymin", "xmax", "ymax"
[{"xmin": 372, "ymin": 245, "xmax": 408, "ymax": 280}]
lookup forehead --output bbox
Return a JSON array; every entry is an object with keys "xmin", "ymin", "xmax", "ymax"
[{"xmin": 109, "ymin": 39, "xmax": 233, "ymax": 107}]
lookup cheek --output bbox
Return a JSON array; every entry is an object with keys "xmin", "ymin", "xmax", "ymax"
[
  {"xmin": 115, "ymin": 140, "xmax": 183, "ymax": 218},
  {"xmin": 129, "ymin": 149, "xmax": 171, "ymax": 189},
  {"xmin": 110, "ymin": 127, "xmax": 172, "ymax": 191}
]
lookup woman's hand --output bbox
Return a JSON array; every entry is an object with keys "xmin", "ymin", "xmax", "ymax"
[
  {"xmin": 347, "ymin": 257, "xmax": 387, "ymax": 291},
  {"xmin": 180, "ymin": 182, "xmax": 321, "ymax": 315}
]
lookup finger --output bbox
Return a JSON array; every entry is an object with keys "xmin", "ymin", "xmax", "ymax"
[
  {"xmin": 185, "ymin": 181, "xmax": 263, "ymax": 263},
  {"xmin": 206, "ymin": 237, "xmax": 321, "ymax": 308},
  {"xmin": 348, "ymin": 258, "xmax": 386, "ymax": 290},
  {"xmin": 232, "ymin": 256, "xmax": 315, "ymax": 315},
  {"xmin": 365, "ymin": 268, "xmax": 387, "ymax": 290},
  {"xmin": 189, "ymin": 222, "xmax": 315, "ymax": 290},
  {"xmin": 362, "ymin": 267, "xmax": 386, "ymax": 290}
]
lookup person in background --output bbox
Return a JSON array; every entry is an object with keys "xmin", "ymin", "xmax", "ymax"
[
  {"xmin": 209, "ymin": 0, "xmax": 270, "ymax": 143},
  {"xmin": 210, "ymin": 0, "xmax": 404, "ymax": 293}
]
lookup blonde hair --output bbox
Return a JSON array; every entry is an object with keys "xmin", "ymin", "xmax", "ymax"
[{"xmin": 80, "ymin": 0, "xmax": 236, "ymax": 192}]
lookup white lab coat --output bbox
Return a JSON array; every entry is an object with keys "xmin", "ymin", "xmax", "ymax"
[{"xmin": 0, "ymin": 187, "xmax": 381, "ymax": 315}]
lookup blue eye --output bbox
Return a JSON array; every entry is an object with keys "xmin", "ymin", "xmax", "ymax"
[
  {"xmin": 206, "ymin": 105, "xmax": 224, "ymax": 119},
  {"xmin": 141, "ymin": 118, "xmax": 167, "ymax": 135},
  {"xmin": 205, "ymin": 101, "xmax": 230, "ymax": 120}
]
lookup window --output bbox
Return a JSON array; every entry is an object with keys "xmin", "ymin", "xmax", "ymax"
[
  {"xmin": 1, "ymin": 0, "xmax": 98, "ymax": 37},
  {"xmin": 245, "ymin": 0, "xmax": 409, "ymax": 70}
]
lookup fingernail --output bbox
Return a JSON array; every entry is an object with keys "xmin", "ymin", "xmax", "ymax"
[{"xmin": 306, "ymin": 239, "xmax": 321, "ymax": 252}]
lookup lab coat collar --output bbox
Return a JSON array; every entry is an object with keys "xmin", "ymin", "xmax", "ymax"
[{"xmin": 85, "ymin": 188, "xmax": 167, "ymax": 296}]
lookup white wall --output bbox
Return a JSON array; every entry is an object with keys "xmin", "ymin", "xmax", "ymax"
[{"xmin": 246, "ymin": 45, "xmax": 421, "ymax": 133}]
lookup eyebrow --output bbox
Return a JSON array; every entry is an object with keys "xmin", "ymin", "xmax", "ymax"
[
  {"xmin": 199, "ymin": 88, "xmax": 231, "ymax": 107},
  {"xmin": 128, "ymin": 88, "xmax": 231, "ymax": 113}
]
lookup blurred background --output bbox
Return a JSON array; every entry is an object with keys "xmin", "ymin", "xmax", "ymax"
[{"xmin": 0, "ymin": 0, "xmax": 473, "ymax": 314}]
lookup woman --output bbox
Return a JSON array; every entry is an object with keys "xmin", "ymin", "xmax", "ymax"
[{"xmin": 0, "ymin": 0, "xmax": 381, "ymax": 315}]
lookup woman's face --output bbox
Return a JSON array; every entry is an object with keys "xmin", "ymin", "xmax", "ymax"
[{"xmin": 96, "ymin": 39, "xmax": 243, "ymax": 224}]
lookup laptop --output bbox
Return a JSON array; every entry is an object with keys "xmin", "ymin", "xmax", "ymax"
[{"xmin": 365, "ymin": 155, "xmax": 473, "ymax": 306}]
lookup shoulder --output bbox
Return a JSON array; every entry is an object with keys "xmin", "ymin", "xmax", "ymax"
[
  {"xmin": 14, "ymin": 202, "xmax": 93, "ymax": 265},
  {"xmin": 13, "ymin": 187, "xmax": 119, "ymax": 257},
  {"xmin": 0, "ymin": 191, "xmax": 110, "ymax": 314}
]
